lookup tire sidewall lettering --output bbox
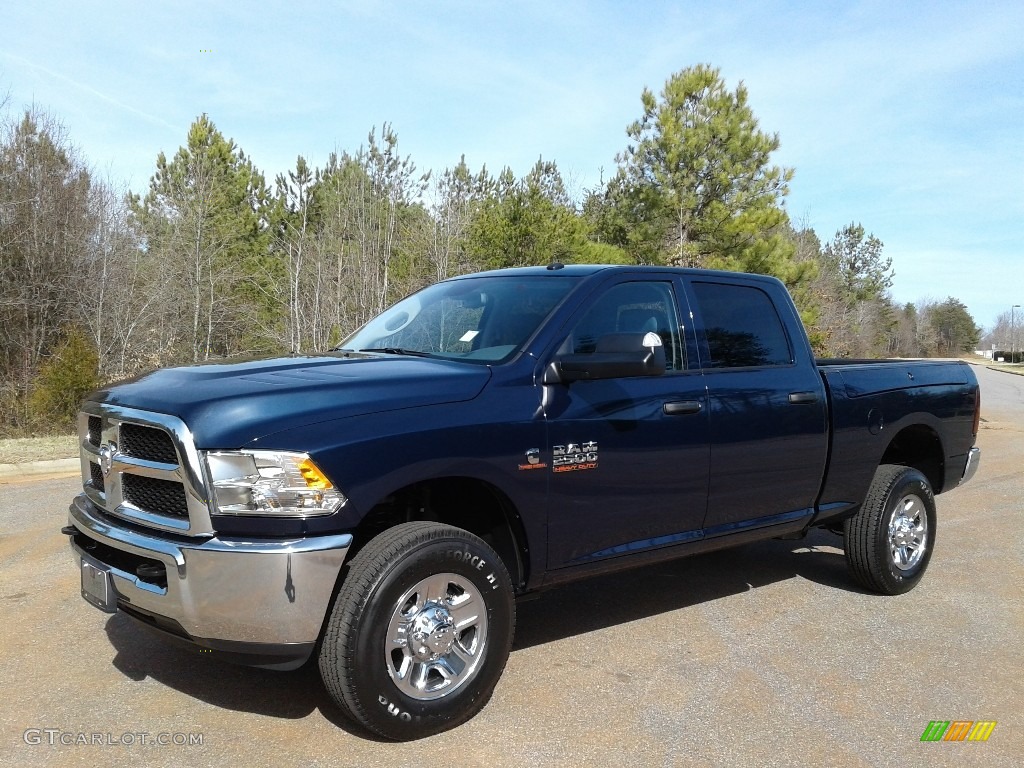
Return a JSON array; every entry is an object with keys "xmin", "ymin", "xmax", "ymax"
[
  {"xmin": 445, "ymin": 548, "xmax": 485, "ymax": 570},
  {"xmin": 444, "ymin": 548, "xmax": 501, "ymax": 589},
  {"xmin": 377, "ymin": 695, "xmax": 412, "ymax": 722}
]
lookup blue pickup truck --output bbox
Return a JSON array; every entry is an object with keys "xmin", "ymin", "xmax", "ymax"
[{"xmin": 65, "ymin": 265, "xmax": 981, "ymax": 739}]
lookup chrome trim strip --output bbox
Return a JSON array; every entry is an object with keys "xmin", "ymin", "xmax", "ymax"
[
  {"xmin": 70, "ymin": 494, "xmax": 188, "ymax": 571},
  {"xmin": 111, "ymin": 456, "xmax": 181, "ymax": 479},
  {"xmin": 959, "ymin": 446, "xmax": 981, "ymax": 487},
  {"xmin": 69, "ymin": 494, "xmax": 352, "ymax": 645},
  {"xmin": 116, "ymin": 501, "xmax": 193, "ymax": 532}
]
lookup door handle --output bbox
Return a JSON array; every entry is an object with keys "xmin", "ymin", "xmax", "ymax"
[
  {"xmin": 788, "ymin": 391, "xmax": 819, "ymax": 405},
  {"xmin": 663, "ymin": 400, "xmax": 703, "ymax": 415}
]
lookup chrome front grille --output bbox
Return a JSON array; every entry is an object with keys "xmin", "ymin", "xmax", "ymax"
[{"xmin": 77, "ymin": 405, "xmax": 214, "ymax": 536}]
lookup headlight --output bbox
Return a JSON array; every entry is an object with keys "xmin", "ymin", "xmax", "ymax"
[{"xmin": 204, "ymin": 450, "xmax": 347, "ymax": 517}]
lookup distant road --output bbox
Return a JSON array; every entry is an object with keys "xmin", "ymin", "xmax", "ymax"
[{"xmin": 973, "ymin": 364, "xmax": 1024, "ymax": 420}]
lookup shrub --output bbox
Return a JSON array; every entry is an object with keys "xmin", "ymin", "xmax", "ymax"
[{"xmin": 28, "ymin": 328, "xmax": 100, "ymax": 433}]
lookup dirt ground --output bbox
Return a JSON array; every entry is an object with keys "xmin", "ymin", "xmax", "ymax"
[{"xmin": 0, "ymin": 365, "xmax": 1019, "ymax": 767}]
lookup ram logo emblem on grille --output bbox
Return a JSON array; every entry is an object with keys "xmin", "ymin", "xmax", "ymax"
[{"xmin": 99, "ymin": 442, "xmax": 117, "ymax": 478}]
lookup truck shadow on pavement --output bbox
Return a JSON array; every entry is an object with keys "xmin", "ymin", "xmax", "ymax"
[
  {"xmin": 102, "ymin": 527, "xmax": 858, "ymax": 731},
  {"xmin": 104, "ymin": 614, "xmax": 376, "ymax": 737},
  {"xmin": 514, "ymin": 527, "xmax": 860, "ymax": 649}
]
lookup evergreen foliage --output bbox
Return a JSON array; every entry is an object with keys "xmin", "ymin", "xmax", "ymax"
[
  {"xmin": 468, "ymin": 159, "xmax": 592, "ymax": 268},
  {"xmin": 598, "ymin": 65, "xmax": 799, "ymax": 283},
  {"xmin": 926, "ymin": 298, "xmax": 981, "ymax": 355},
  {"xmin": 28, "ymin": 328, "xmax": 100, "ymax": 431},
  {"xmin": 130, "ymin": 114, "xmax": 272, "ymax": 362},
  {"xmin": 824, "ymin": 224, "xmax": 893, "ymax": 303}
]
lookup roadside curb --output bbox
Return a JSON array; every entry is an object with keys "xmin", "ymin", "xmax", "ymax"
[
  {"xmin": 986, "ymin": 366, "xmax": 1024, "ymax": 377},
  {"xmin": 0, "ymin": 458, "xmax": 79, "ymax": 480}
]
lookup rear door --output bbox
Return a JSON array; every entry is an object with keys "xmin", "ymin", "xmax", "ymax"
[{"xmin": 684, "ymin": 277, "xmax": 828, "ymax": 534}]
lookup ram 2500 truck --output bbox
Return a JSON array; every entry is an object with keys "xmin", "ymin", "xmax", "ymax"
[{"xmin": 64, "ymin": 265, "xmax": 981, "ymax": 740}]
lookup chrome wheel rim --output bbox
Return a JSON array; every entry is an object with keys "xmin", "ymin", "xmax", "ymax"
[
  {"xmin": 888, "ymin": 494, "xmax": 928, "ymax": 571},
  {"xmin": 385, "ymin": 572, "xmax": 488, "ymax": 701}
]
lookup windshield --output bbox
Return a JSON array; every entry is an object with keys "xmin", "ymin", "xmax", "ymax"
[{"xmin": 340, "ymin": 275, "xmax": 577, "ymax": 362}]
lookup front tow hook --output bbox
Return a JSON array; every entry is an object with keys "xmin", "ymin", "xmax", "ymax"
[{"xmin": 63, "ymin": 525, "xmax": 97, "ymax": 552}]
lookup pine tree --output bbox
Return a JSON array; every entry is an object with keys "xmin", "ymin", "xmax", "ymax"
[
  {"xmin": 131, "ymin": 115, "xmax": 272, "ymax": 362},
  {"xmin": 602, "ymin": 65, "xmax": 801, "ymax": 282}
]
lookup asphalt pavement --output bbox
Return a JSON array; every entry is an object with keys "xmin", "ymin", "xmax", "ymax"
[{"xmin": 0, "ymin": 364, "xmax": 1020, "ymax": 767}]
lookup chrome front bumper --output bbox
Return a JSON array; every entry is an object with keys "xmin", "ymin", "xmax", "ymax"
[
  {"xmin": 959, "ymin": 446, "xmax": 981, "ymax": 487},
  {"xmin": 67, "ymin": 493, "xmax": 351, "ymax": 668}
]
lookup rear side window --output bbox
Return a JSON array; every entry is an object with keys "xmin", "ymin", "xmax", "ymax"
[{"xmin": 691, "ymin": 282, "xmax": 793, "ymax": 368}]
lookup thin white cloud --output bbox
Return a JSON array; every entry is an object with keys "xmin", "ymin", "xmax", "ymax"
[{"xmin": 0, "ymin": 51, "xmax": 181, "ymax": 134}]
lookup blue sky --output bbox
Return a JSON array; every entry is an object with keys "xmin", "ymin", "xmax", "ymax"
[{"xmin": 2, "ymin": 0, "xmax": 1022, "ymax": 332}]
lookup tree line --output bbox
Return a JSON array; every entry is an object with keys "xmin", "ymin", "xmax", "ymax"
[{"xmin": 0, "ymin": 65, "xmax": 981, "ymax": 436}]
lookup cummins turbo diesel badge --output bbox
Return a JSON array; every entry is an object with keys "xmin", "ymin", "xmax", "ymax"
[
  {"xmin": 518, "ymin": 448, "xmax": 547, "ymax": 471},
  {"xmin": 552, "ymin": 441, "xmax": 598, "ymax": 472}
]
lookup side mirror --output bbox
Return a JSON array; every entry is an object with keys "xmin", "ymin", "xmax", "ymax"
[{"xmin": 544, "ymin": 332, "xmax": 667, "ymax": 384}]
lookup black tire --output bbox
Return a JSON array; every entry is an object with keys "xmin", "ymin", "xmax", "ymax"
[
  {"xmin": 318, "ymin": 522, "xmax": 515, "ymax": 740},
  {"xmin": 844, "ymin": 464, "xmax": 937, "ymax": 595}
]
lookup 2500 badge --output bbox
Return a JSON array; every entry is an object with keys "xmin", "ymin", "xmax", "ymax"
[{"xmin": 552, "ymin": 441, "xmax": 598, "ymax": 473}]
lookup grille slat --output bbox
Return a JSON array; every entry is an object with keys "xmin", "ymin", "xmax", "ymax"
[
  {"xmin": 122, "ymin": 474, "xmax": 189, "ymax": 518},
  {"xmin": 120, "ymin": 423, "xmax": 178, "ymax": 464}
]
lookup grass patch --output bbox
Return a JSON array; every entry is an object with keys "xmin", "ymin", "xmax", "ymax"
[
  {"xmin": 987, "ymin": 364, "xmax": 1024, "ymax": 376},
  {"xmin": 0, "ymin": 435, "xmax": 78, "ymax": 464}
]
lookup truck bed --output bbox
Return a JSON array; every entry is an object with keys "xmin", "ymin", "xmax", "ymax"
[{"xmin": 814, "ymin": 358, "xmax": 978, "ymax": 526}]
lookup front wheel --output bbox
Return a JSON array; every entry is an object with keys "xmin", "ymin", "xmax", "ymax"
[
  {"xmin": 844, "ymin": 464, "xmax": 937, "ymax": 595},
  {"xmin": 318, "ymin": 522, "xmax": 515, "ymax": 740}
]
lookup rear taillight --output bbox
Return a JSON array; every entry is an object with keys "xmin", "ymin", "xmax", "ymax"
[{"xmin": 972, "ymin": 387, "xmax": 981, "ymax": 438}]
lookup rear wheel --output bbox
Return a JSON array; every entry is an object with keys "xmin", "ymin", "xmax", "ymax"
[
  {"xmin": 844, "ymin": 464, "xmax": 937, "ymax": 594},
  {"xmin": 319, "ymin": 522, "xmax": 515, "ymax": 740}
]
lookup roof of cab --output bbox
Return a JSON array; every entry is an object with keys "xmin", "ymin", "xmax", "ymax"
[{"xmin": 446, "ymin": 263, "xmax": 786, "ymax": 286}]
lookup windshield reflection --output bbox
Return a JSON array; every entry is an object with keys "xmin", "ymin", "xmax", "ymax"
[{"xmin": 340, "ymin": 275, "xmax": 577, "ymax": 363}]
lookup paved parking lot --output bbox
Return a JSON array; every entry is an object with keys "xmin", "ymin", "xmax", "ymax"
[{"xmin": 1, "ymin": 365, "xmax": 1020, "ymax": 767}]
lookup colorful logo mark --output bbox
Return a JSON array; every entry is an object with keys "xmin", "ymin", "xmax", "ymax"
[{"xmin": 920, "ymin": 721, "xmax": 996, "ymax": 742}]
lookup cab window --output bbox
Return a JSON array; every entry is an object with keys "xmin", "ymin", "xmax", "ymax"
[
  {"xmin": 691, "ymin": 282, "xmax": 792, "ymax": 368},
  {"xmin": 567, "ymin": 282, "xmax": 685, "ymax": 371}
]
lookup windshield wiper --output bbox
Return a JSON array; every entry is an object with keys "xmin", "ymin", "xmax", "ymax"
[{"xmin": 358, "ymin": 347, "xmax": 435, "ymax": 358}]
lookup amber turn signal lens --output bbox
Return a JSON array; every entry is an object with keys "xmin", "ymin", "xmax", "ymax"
[{"xmin": 299, "ymin": 458, "xmax": 333, "ymax": 490}]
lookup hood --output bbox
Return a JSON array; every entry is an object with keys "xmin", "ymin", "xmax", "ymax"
[{"xmin": 90, "ymin": 354, "xmax": 491, "ymax": 448}]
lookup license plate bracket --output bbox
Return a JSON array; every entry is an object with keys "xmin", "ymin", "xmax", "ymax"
[{"xmin": 81, "ymin": 557, "xmax": 117, "ymax": 613}]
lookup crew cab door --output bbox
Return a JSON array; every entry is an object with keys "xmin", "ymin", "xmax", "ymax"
[
  {"xmin": 684, "ymin": 277, "xmax": 828, "ymax": 534},
  {"xmin": 541, "ymin": 277, "xmax": 710, "ymax": 569}
]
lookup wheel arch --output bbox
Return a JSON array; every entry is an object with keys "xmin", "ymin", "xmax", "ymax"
[
  {"xmin": 879, "ymin": 423, "xmax": 945, "ymax": 492},
  {"xmin": 348, "ymin": 476, "xmax": 530, "ymax": 592}
]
